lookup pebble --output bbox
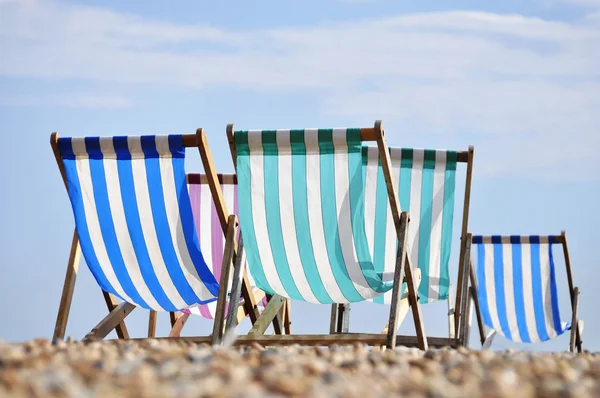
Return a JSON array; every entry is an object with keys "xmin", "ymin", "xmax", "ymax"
[{"xmin": 0, "ymin": 339, "xmax": 598, "ymax": 397}]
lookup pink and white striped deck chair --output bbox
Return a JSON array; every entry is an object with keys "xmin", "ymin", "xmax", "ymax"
[{"xmin": 168, "ymin": 174, "xmax": 288, "ymax": 336}]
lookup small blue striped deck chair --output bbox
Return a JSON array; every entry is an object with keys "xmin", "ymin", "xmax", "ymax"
[
  {"xmin": 50, "ymin": 129, "xmax": 256, "ymax": 343},
  {"xmin": 469, "ymin": 233, "xmax": 583, "ymax": 352},
  {"xmin": 223, "ymin": 120, "xmax": 429, "ymax": 350}
]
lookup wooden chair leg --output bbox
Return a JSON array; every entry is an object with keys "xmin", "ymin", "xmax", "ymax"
[
  {"xmin": 569, "ymin": 287, "xmax": 580, "ymax": 353},
  {"xmin": 249, "ymin": 295, "xmax": 286, "ymax": 336},
  {"xmin": 102, "ymin": 292, "xmax": 130, "ymax": 339},
  {"xmin": 225, "ymin": 235, "xmax": 246, "ymax": 334},
  {"xmin": 212, "ymin": 215, "xmax": 238, "ymax": 345},
  {"xmin": 329, "ymin": 304, "xmax": 338, "ymax": 334},
  {"xmin": 169, "ymin": 312, "xmax": 179, "ymax": 328},
  {"xmin": 168, "ymin": 313, "xmax": 190, "ymax": 338},
  {"xmin": 52, "ymin": 230, "xmax": 82, "ymax": 344},
  {"xmin": 148, "ymin": 311, "xmax": 157, "ymax": 338},
  {"xmin": 83, "ymin": 302, "xmax": 136, "ymax": 341},
  {"xmin": 447, "ymin": 284, "xmax": 456, "ymax": 339}
]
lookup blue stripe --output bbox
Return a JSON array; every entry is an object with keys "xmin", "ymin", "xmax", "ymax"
[
  {"xmin": 439, "ymin": 151, "xmax": 457, "ymax": 300},
  {"xmin": 113, "ymin": 136, "xmax": 177, "ymax": 311},
  {"xmin": 262, "ymin": 131, "xmax": 302, "ymax": 300},
  {"xmin": 477, "ymin": 244, "xmax": 494, "ymax": 329},
  {"xmin": 510, "ymin": 241, "xmax": 531, "ymax": 343},
  {"xmin": 291, "ymin": 131, "xmax": 332, "ymax": 303},
  {"xmin": 141, "ymin": 137, "xmax": 205, "ymax": 306},
  {"xmin": 85, "ymin": 137, "xmax": 149, "ymax": 309},
  {"xmin": 529, "ymin": 237, "xmax": 550, "ymax": 341},
  {"xmin": 234, "ymin": 132, "xmax": 273, "ymax": 294},
  {"xmin": 547, "ymin": 243, "xmax": 565, "ymax": 335},
  {"xmin": 372, "ymin": 151, "xmax": 389, "ymax": 304},
  {"xmin": 492, "ymin": 240, "xmax": 512, "ymax": 340},
  {"xmin": 170, "ymin": 135, "xmax": 219, "ymax": 299},
  {"xmin": 318, "ymin": 129, "xmax": 363, "ymax": 302},
  {"xmin": 61, "ymin": 139, "xmax": 122, "ymax": 299}
]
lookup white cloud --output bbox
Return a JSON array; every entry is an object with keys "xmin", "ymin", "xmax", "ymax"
[
  {"xmin": 0, "ymin": 0, "xmax": 598, "ymax": 180},
  {"xmin": 0, "ymin": 93, "xmax": 134, "ymax": 109}
]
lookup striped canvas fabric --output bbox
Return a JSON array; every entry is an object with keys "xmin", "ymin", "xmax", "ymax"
[
  {"xmin": 57, "ymin": 135, "xmax": 219, "ymax": 312},
  {"xmin": 473, "ymin": 236, "xmax": 570, "ymax": 343},
  {"xmin": 182, "ymin": 176, "xmax": 266, "ymax": 318},
  {"xmin": 363, "ymin": 146, "xmax": 458, "ymax": 304},
  {"xmin": 234, "ymin": 129, "xmax": 394, "ymax": 304}
]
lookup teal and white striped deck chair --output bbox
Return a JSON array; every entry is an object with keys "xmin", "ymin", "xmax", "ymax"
[
  {"xmin": 220, "ymin": 120, "xmax": 428, "ymax": 350},
  {"xmin": 50, "ymin": 129, "xmax": 251, "ymax": 343},
  {"xmin": 332, "ymin": 144, "xmax": 476, "ymax": 346},
  {"xmin": 468, "ymin": 232, "xmax": 583, "ymax": 352}
]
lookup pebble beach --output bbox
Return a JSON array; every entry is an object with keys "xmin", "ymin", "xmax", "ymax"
[{"xmin": 1, "ymin": 339, "xmax": 598, "ymax": 398}]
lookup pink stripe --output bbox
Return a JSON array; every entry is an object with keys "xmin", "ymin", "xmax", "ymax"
[
  {"xmin": 211, "ymin": 184, "xmax": 225, "ymax": 279},
  {"xmin": 199, "ymin": 303, "xmax": 213, "ymax": 319},
  {"xmin": 189, "ymin": 185, "xmax": 200, "ymax": 237}
]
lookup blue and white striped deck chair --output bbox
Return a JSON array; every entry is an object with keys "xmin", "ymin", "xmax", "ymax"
[
  {"xmin": 225, "ymin": 120, "xmax": 429, "ymax": 350},
  {"xmin": 470, "ymin": 233, "xmax": 583, "ymax": 352},
  {"xmin": 50, "ymin": 130, "xmax": 243, "ymax": 343}
]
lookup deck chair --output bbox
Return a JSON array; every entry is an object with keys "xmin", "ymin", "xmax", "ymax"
[
  {"xmin": 207, "ymin": 120, "xmax": 429, "ymax": 350},
  {"xmin": 469, "ymin": 232, "xmax": 583, "ymax": 352},
  {"xmin": 173, "ymin": 174, "xmax": 290, "ymax": 336},
  {"xmin": 50, "ymin": 130, "xmax": 260, "ymax": 343},
  {"xmin": 331, "ymin": 144, "xmax": 475, "ymax": 347}
]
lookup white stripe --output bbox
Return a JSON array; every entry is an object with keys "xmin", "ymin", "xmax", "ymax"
[
  {"xmin": 539, "ymin": 243, "xmax": 558, "ymax": 339},
  {"xmin": 128, "ymin": 137, "xmax": 188, "ymax": 309},
  {"xmin": 520, "ymin": 236, "xmax": 540, "ymax": 343},
  {"xmin": 332, "ymin": 129, "xmax": 374, "ymax": 299},
  {"xmin": 222, "ymin": 182, "xmax": 239, "ymax": 289},
  {"xmin": 483, "ymin": 243, "xmax": 502, "ymax": 332},
  {"xmin": 502, "ymin": 243, "xmax": 521, "ymax": 342},
  {"xmin": 247, "ymin": 131, "xmax": 287, "ymax": 295},
  {"xmin": 199, "ymin": 185, "xmax": 213, "ymax": 271},
  {"xmin": 382, "ymin": 148, "xmax": 402, "ymax": 303},
  {"xmin": 407, "ymin": 150, "xmax": 424, "ymax": 282},
  {"xmin": 159, "ymin": 155, "xmax": 214, "ymax": 301},
  {"xmin": 99, "ymin": 138, "xmax": 162, "ymax": 310},
  {"xmin": 428, "ymin": 151, "xmax": 446, "ymax": 301},
  {"xmin": 72, "ymin": 140, "xmax": 134, "ymax": 304},
  {"xmin": 363, "ymin": 147, "xmax": 378, "ymax": 261},
  {"xmin": 276, "ymin": 130, "xmax": 317, "ymax": 302},
  {"xmin": 304, "ymin": 130, "xmax": 347, "ymax": 303}
]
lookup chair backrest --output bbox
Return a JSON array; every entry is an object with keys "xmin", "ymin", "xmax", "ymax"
[
  {"xmin": 233, "ymin": 128, "xmax": 394, "ymax": 304},
  {"xmin": 181, "ymin": 174, "xmax": 266, "ymax": 318},
  {"xmin": 57, "ymin": 135, "xmax": 219, "ymax": 312},
  {"xmin": 472, "ymin": 235, "xmax": 570, "ymax": 343},
  {"xmin": 363, "ymin": 146, "xmax": 460, "ymax": 304}
]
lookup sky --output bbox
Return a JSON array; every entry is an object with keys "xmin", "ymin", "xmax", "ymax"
[{"xmin": 0, "ymin": 0, "xmax": 598, "ymax": 352}]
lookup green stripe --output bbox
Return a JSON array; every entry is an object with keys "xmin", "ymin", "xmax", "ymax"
[
  {"xmin": 349, "ymin": 134, "xmax": 389, "ymax": 293},
  {"xmin": 262, "ymin": 131, "xmax": 302, "ymax": 300},
  {"xmin": 417, "ymin": 149, "xmax": 436, "ymax": 301},
  {"xmin": 290, "ymin": 130, "xmax": 332, "ymax": 303},
  {"xmin": 233, "ymin": 131, "xmax": 273, "ymax": 294},
  {"xmin": 439, "ymin": 151, "xmax": 458, "ymax": 300},
  {"xmin": 372, "ymin": 151, "xmax": 389, "ymax": 304},
  {"xmin": 318, "ymin": 129, "xmax": 364, "ymax": 302}
]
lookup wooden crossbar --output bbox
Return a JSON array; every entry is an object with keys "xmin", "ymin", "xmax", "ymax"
[{"xmin": 473, "ymin": 235, "xmax": 564, "ymax": 244}]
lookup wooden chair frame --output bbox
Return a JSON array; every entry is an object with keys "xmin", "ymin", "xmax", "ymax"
[
  {"xmin": 467, "ymin": 232, "xmax": 583, "ymax": 353},
  {"xmin": 50, "ymin": 129, "xmax": 273, "ymax": 343}
]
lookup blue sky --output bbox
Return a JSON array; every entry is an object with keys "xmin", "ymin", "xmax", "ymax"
[{"xmin": 0, "ymin": 0, "xmax": 598, "ymax": 352}]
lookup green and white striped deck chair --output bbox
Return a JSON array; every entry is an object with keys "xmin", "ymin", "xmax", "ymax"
[
  {"xmin": 218, "ymin": 120, "xmax": 428, "ymax": 350},
  {"xmin": 335, "ymin": 144, "xmax": 476, "ymax": 346}
]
